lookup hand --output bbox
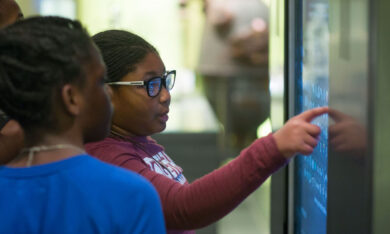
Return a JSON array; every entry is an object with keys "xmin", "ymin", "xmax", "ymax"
[
  {"xmin": 273, "ymin": 107, "xmax": 329, "ymax": 159},
  {"xmin": 230, "ymin": 18, "xmax": 269, "ymax": 66},
  {"xmin": 329, "ymin": 108, "xmax": 366, "ymax": 155},
  {"xmin": 206, "ymin": 0, "xmax": 233, "ymax": 35}
]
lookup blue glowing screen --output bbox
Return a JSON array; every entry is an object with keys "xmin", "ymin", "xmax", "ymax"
[{"xmin": 294, "ymin": 0, "xmax": 329, "ymax": 233}]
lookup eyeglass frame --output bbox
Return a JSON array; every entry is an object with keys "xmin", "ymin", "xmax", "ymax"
[{"xmin": 106, "ymin": 70, "xmax": 176, "ymax": 97}]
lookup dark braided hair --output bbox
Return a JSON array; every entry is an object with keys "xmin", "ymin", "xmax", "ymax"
[
  {"xmin": 92, "ymin": 30, "xmax": 158, "ymax": 83},
  {"xmin": 0, "ymin": 16, "xmax": 94, "ymax": 131}
]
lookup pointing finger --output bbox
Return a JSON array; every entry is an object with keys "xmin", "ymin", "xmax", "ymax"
[
  {"xmin": 328, "ymin": 108, "xmax": 344, "ymax": 122},
  {"xmin": 296, "ymin": 106, "xmax": 329, "ymax": 122}
]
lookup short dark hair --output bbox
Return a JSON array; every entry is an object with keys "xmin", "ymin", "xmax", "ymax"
[
  {"xmin": 92, "ymin": 30, "xmax": 158, "ymax": 83},
  {"xmin": 0, "ymin": 16, "xmax": 94, "ymax": 131}
]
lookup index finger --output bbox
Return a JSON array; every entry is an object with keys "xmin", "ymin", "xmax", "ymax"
[
  {"xmin": 329, "ymin": 108, "xmax": 353, "ymax": 122},
  {"xmin": 297, "ymin": 106, "xmax": 329, "ymax": 122}
]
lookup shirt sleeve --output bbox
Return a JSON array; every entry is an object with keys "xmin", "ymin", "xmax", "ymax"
[{"xmin": 108, "ymin": 134, "xmax": 287, "ymax": 230}]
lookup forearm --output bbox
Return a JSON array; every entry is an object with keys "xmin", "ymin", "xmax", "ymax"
[{"xmin": 144, "ymin": 134, "xmax": 287, "ymax": 229}]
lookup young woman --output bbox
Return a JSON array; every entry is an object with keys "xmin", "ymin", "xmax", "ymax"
[
  {"xmin": 85, "ymin": 29, "xmax": 328, "ymax": 234},
  {"xmin": 0, "ymin": 17, "xmax": 165, "ymax": 233}
]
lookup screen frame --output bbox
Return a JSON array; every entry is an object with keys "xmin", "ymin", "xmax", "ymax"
[{"xmin": 286, "ymin": 0, "xmax": 300, "ymax": 231}]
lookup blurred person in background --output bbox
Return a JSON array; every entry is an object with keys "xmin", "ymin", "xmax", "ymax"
[
  {"xmin": 0, "ymin": 0, "xmax": 24, "ymax": 164},
  {"xmin": 0, "ymin": 0, "xmax": 23, "ymax": 28},
  {"xmin": 196, "ymin": 0, "xmax": 270, "ymax": 150}
]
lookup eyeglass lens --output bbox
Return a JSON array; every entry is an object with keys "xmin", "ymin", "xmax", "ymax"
[
  {"xmin": 165, "ymin": 72, "xmax": 175, "ymax": 90},
  {"xmin": 148, "ymin": 79, "xmax": 161, "ymax": 97},
  {"xmin": 147, "ymin": 72, "xmax": 175, "ymax": 97}
]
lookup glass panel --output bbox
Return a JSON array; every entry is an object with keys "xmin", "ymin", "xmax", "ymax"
[{"xmin": 327, "ymin": 0, "xmax": 370, "ymax": 232}]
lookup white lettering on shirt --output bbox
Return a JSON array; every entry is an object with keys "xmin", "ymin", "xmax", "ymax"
[{"xmin": 143, "ymin": 151, "xmax": 187, "ymax": 184}]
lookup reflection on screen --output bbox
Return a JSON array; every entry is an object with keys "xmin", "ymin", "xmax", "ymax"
[{"xmin": 294, "ymin": 0, "xmax": 329, "ymax": 234}]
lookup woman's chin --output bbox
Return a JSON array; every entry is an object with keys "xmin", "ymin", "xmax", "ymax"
[{"xmin": 155, "ymin": 123, "xmax": 167, "ymax": 134}]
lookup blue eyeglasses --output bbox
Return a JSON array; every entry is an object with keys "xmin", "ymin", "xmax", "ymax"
[{"xmin": 107, "ymin": 70, "xmax": 176, "ymax": 97}]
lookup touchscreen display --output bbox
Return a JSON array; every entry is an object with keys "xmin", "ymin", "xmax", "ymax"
[{"xmin": 293, "ymin": 0, "xmax": 329, "ymax": 233}]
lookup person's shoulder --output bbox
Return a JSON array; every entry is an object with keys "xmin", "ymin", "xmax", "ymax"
[
  {"xmin": 91, "ymin": 158, "xmax": 160, "ymax": 203},
  {"xmin": 84, "ymin": 156, "xmax": 154, "ymax": 190},
  {"xmin": 85, "ymin": 137, "xmax": 125, "ymax": 150},
  {"xmin": 85, "ymin": 137, "xmax": 138, "ymax": 158},
  {"xmin": 68, "ymin": 157, "xmax": 163, "ymax": 231}
]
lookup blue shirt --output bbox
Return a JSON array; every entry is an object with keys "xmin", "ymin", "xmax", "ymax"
[{"xmin": 0, "ymin": 155, "xmax": 166, "ymax": 234}]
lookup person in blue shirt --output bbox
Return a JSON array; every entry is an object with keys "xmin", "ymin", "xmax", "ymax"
[{"xmin": 0, "ymin": 16, "xmax": 166, "ymax": 234}]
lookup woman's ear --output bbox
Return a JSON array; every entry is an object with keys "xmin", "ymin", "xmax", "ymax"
[{"xmin": 61, "ymin": 84, "xmax": 83, "ymax": 116}]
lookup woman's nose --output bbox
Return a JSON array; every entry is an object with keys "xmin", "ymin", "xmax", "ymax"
[{"xmin": 159, "ymin": 86, "xmax": 171, "ymax": 103}]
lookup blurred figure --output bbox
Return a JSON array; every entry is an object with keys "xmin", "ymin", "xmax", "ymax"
[
  {"xmin": 0, "ymin": 0, "xmax": 24, "ymax": 164},
  {"xmin": 0, "ymin": 0, "xmax": 23, "ymax": 28},
  {"xmin": 329, "ymin": 108, "xmax": 367, "ymax": 159},
  {"xmin": 196, "ymin": 0, "xmax": 270, "ymax": 150}
]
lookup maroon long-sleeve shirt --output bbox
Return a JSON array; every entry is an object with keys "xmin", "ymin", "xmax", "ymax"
[{"xmin": 85, "ymin": 133, "xmax": 287, "ymax": 234}]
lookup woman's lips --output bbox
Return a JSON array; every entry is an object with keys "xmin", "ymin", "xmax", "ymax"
[{"xmin": 159, "ymin": 113, "xmax": 169, "ymax": 122}]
